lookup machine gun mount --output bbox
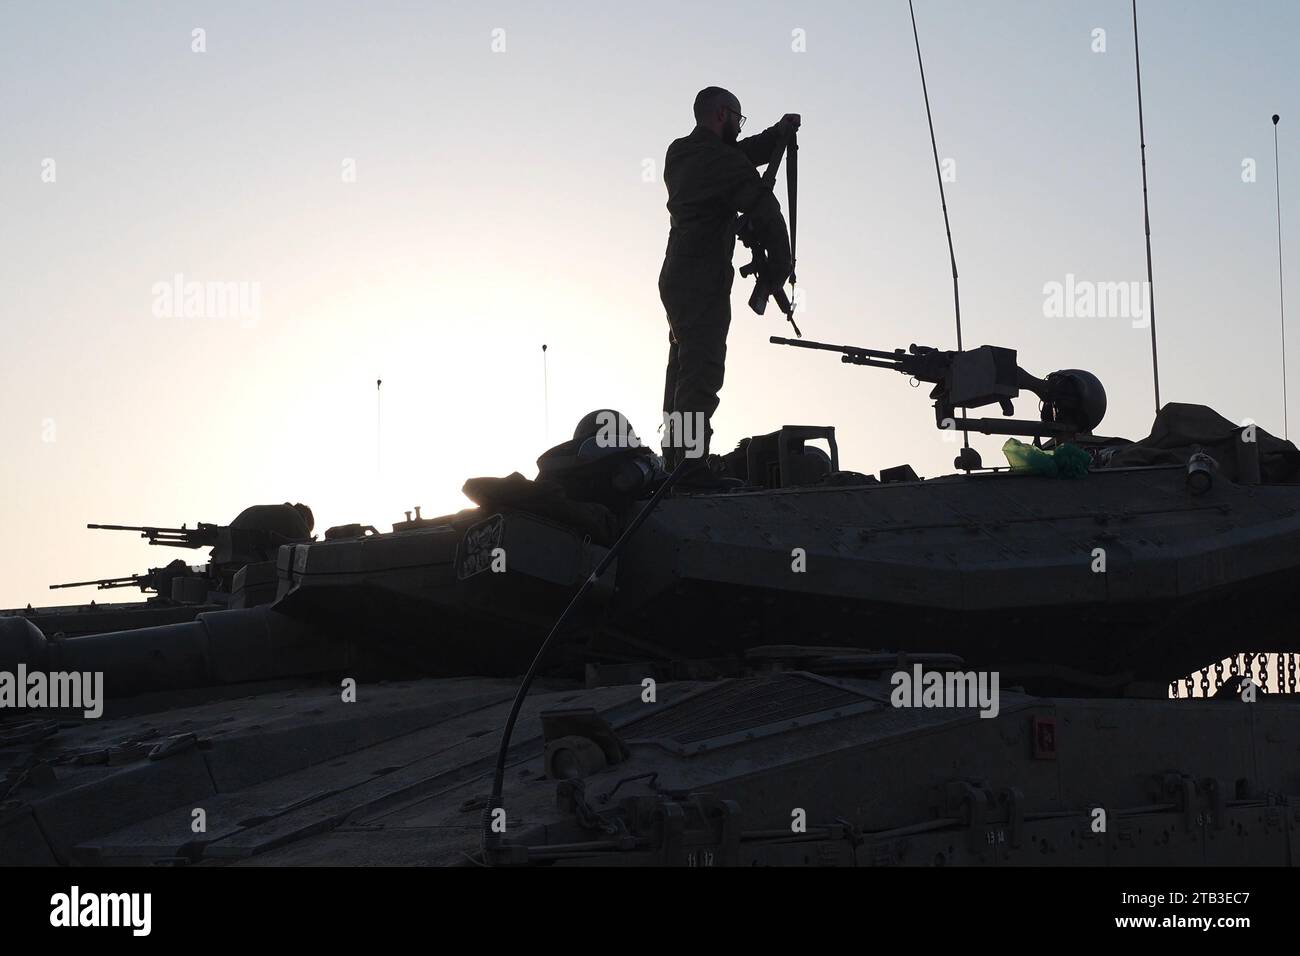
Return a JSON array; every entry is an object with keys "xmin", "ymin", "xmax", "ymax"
[{"xmin": 770, "ymin": 336, "xmax": 1107, "ymax": 441}]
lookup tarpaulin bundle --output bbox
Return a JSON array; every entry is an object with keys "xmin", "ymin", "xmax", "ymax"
[{"xmin": 1101, "ymin": 403, "xmax": 1300, "ymax": 482}]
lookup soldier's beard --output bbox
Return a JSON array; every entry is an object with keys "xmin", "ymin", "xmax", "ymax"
[{"xmin": 723, "ymin": 123, "xmax": 739, "ymax": 144}]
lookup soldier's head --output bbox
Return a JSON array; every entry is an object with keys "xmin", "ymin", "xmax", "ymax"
[
  {"xmin": 288, "ymin": 502, "xmax": 315, "ymax": 535},
  {"xmin": 693, "ymin": 87, "xmax": 743, "ymax": 144}
]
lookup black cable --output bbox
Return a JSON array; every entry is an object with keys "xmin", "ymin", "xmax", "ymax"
[{"xmin": 482, "ymin": 455, "xmax": 693, "ymax": 858}]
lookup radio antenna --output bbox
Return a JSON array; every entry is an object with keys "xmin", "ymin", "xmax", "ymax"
[
  {"xmin": 1132, "ymin": 0, "xmax": 1161, "ymax": 414},
  {"xmin": 541, "ymin": 344, "xmax": 550, "ymax": 445},
  {"xmin": 908, "ymin": 0, "xmax": 972, "ymax": 460},
  {"xmin": 1273, "ymin": 113, "xmax": 1288, "ymax": 439},
  {"xmin": 908, "ymin": 1, "xmax": 962, "ymax": 352}
]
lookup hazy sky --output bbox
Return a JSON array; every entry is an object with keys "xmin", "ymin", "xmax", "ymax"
[{"xmin": 2, "ymin": 0, "xmax": 1296, "ymax": 608}]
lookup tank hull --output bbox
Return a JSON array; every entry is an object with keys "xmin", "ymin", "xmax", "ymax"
[{"xmin": 4, "ymin": 672, "xmax": 1297, "ymax": 866}]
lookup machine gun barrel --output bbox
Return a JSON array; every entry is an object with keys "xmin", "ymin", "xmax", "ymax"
[
  {"xmin": 769, "ymin": 336, "xmax": 906, "ymax": 365},
  {"xmin": 50, "ymin": 574, "xmax": 144, "ymax": 591},
  {"xmin": 87, "ymin": 522, "xmax": 218, "ymax": 548},
  {"xmin": 769, "ymin": 337, "xmax": 951, "ymax": 380}
]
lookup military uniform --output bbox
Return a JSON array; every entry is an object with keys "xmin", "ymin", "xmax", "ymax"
[{"xmin": 659, "ymin": 124, "xmax": 791, "ymax": 469}]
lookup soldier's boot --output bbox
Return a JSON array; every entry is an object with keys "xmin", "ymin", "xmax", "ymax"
[{"xmin": 672, "ymin": 453, "xmax": 743, "ymax": 494}]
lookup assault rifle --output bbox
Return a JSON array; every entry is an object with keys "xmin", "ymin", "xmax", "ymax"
[{"xmin": 737, "ymin": 128, "xmax": 801, "ymax": 336}]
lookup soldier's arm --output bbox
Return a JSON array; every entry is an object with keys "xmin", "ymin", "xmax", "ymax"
[
  {"xmin": 713, "ymin": 147, "xmax": 775, "ymax": 216},
  {"xmin": 714, "ymin": 154, "xmax": 792, "ymax": 281},
  {"xmin": 736, "ymin": 124, "xmax": 782, "ymax": 166}
]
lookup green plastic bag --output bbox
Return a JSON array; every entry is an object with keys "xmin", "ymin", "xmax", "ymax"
[{"xmin": 1002, "ymin": 438, "xmax": 1090, "ymax": 479}]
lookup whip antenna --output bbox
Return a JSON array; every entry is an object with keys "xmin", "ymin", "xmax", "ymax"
[
  {"xmin": 541, "ymin": 344, "xmax": 549, "ymax": 445},
  {"xmin": 1273, "ymin": 113, "xmax": 1288, "ymax": 439},
  {"xmin": 908, "ymin": 0, "xmax": 962, "ymax": 353},
  {"xmin": 908, "ymin": 0, "xmax": 970, "ymax": 457},
  {"xmin": 1132, "ymin": 0, "xmax": 1161, "ymax": 414}
]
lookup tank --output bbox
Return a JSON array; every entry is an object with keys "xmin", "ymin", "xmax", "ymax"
[
  {"xmin": 0, "ymin": 504, "xmax": 318, "ymax": 639},
  {"xmin": 3, "ymin": 344, "xmax": 1299, "ymax": 866}
]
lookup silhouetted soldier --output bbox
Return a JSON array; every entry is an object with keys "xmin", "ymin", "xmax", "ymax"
[
  {"xmin": 221, "ymin": 502, "xmax": 315, "ymax": 564},
  {"xmin": 659, "ymin": 87, "xmax": 798, "ymax": 489},
  {"xmin": 230, "ymin": 502, "xmax": 314, "ymax": 542}
]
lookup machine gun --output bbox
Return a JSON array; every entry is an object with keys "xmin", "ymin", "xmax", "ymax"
[
  {"xmin": 86, "ymin": 517, "xmax": 306, "ymax": 567},
  {"xmin": 52, "ymin": 506, "xmax": 315, "ymax": 602},
  {"xmin": 770, "ymin": 336, "xmax": 1107, "ymax": 441},
  {"xmin": 50, "ymin": 558, "xmax": 204, "ymax": 600},
  {"xmin": 87, "ymin": 522, "xmax": 221, "ymax": 549}
]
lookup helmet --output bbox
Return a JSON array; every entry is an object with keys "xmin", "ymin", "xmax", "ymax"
[{"xmin": 572, "ymin": 409, "xmax": 642, "ymax": 452}]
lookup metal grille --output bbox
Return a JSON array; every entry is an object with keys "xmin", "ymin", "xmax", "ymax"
[
  {"xmin": 1170, "ymin": 652, "xmax": 1300, "ymax": 698},
  {"xmin": 621, "ymin": 674, "xmax": 866, "ymax": 745}
]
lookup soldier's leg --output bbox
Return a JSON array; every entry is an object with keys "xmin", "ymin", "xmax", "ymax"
[{"xmin": 670, "ymin": 293, "xmax": 731, "ymax": 461}]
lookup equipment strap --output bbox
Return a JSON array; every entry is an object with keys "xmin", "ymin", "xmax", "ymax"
[
  {"xmin": 787, "ymin": 129, "xmax": 798, "ymax": 309},
  {"xmin": 758, "ymin": 127, "xmax": 799, "ymax": 334}
]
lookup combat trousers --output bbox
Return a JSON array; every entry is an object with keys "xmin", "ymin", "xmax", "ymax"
[{"xmin": 659, "ymin": 282, "xmax": 731, "ymax": 471}]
